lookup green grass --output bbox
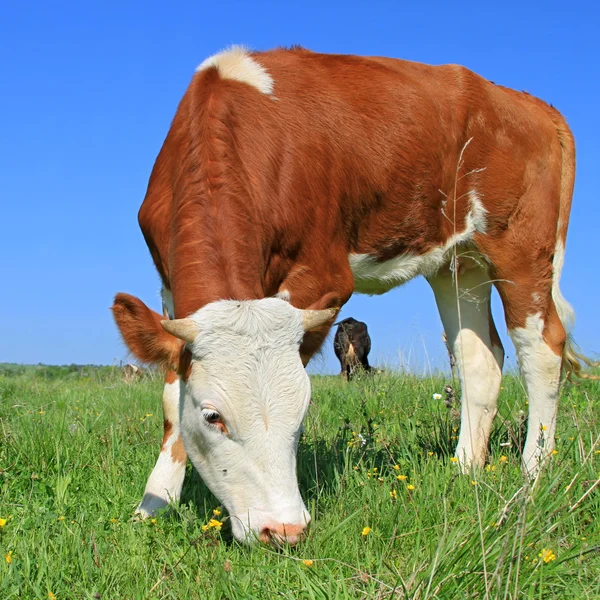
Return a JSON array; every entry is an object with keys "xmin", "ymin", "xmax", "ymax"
[{"xmin": 1, "ymin": 369, "xmax": 599, "ymax": 599}]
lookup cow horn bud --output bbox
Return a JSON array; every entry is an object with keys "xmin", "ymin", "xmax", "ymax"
[
  {"xmin": 302, "ymin": 308, "xmax": 338, "ymax": 331},
  {"xmin": 161, "ymin": 319, "xmax": 199, "ymax": 343}
]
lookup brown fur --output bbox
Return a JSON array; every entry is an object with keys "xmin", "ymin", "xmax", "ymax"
[{"xmin": 116, "ymin": 47, "xmax": 590, "ymax": 376}]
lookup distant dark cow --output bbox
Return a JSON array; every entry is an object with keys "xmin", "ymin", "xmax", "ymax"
[{"xmin": 334, "ymin": 318, "xmax": 372, "ymax": 380}]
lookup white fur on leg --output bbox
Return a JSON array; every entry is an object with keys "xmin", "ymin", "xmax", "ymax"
[
  {"xmin": 509, "ymin": 313, "xmax": 562, "ymax": 476},
  {"xmin": 136, "ymin": 380, "xmax": 186, "ymax": 517},
  {"xmin": 429, "ymin": 263, "xmax": 504, "ymax": 470},
  {"xmin": 452, "ymin": 329, "xmax": 503, "ymax": 468}
]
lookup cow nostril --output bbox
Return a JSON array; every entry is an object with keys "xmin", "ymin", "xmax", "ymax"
[
  {"xmin": 259, "ymin": 528, "xmax": 273, "ymax": 544},
  {"xmin": 262, "ymin": 523, "xmax": 307, "ymax": 545}
]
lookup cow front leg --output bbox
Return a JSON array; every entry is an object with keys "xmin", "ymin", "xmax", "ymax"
[{"xmin": 136, "ymin": 370, "xmax": 187, "ymax": 517}]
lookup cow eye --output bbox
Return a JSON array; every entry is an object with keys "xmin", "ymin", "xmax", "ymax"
[{"xmin": 202, "ymin": 409, "xmax": 221, "ymax": 425}]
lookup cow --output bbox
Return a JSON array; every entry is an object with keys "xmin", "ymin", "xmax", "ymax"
[
  {"xmin": 333, "ymin": 318, "xmax": 372, "ymax": 380},
  {"xmin": 122, "ymin": 363, "xmax": 143, "ymax": 383},
  {"xmin": 111, "ymin": 46, "xmax": 591, "ymax": 545}
]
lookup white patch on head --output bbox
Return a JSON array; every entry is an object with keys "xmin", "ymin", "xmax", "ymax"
[
  {"xmin": 161, "ymin": 286, "xmax": 174, "ymax": 319},
  {"xmin": 350, "ymin": 190, "xmax": 486, "ymax": 295},
  {"xmin": 196, "ymin": 45, "xmax": 274, "ymax": 95},
  {"xmin": 179, "ymin": 298, "xmax": 311, "ymax": 543},
  {"xmin": 509, "ymin": 313, "xmax": 561, "ymax": 475}
]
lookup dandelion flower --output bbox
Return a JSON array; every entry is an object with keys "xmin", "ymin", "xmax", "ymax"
[
  {"xmin": 499, "ymin": 455, "xmax": 508, "ymax": 463},
  {"xmin": 213, "ymin": 508, "xmax": 222, "ymax": 516},
  {"xmin": 541, "ymin": 425, "xmax": 548, "ymax": 431},
  {"xmin": 432, "ymin": 393, "xmax": 442, "ymax": 400},
  {"xmin": 539, "ymin": 548, "xmax": 556, "ymax": 563},
  {"xmin": 5, "ymin": 551, "xmax": 12, "ymax": 564},
  {"xmin": 361, "ymin": 526, "xmax": 371, "ymax": 536},
  {"xmin": 450, "ymin": 457, "xmax": 459, "ymax": 463},
  {"xmin": 396, "ymin": 475, "xmax": 407, "ymax": 481},
  {"xmin": 146, "ymin": 413, "xmax": 153, "ymax": 417},
  {"xmin": 551, "ymin": 449, "xmax": 558, "ymax": 456},
  {"xmin": 57, "ymin": 516, "xmax": 65, "ymax": 521},
  {"xmin": 48, "ymin": 593, "xmax": 57, "ymax": 600},
  {"xmin": 393, "ymin": 465, "xmax": 400, "ymax": 470},
  {"xmin": 407, "ymin": 484, "xmax": 415, "ymax": 491},
  {"xmin": 390, "ymin": 490, "xmax": 397, "ymax": 499},
  {"xmin": 0, "ymin": 518, "xmax": 7, "ymax": 528},
  {"xmin": 471, "ymin": 480, "xmax": 478, "ymax": 486},
  {"xmin": 208, "ymin": 519, "xmax": 223, "ymax": 530},
  {"xmin": 151, "ymin": 518, "xmax": 157, "ymax": 524},
  {"xmin": 428, "ymin": 451, "xmax": 434, "ymax": 456},
  {"xmin": 201, "ymin": 525, "xmax": 209, "ymax": 532},
  {"xmin": 302, "ymin": 559, "xmax": 314, "ymax": 567}
]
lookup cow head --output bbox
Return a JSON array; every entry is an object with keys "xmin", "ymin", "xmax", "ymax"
[{"xmin": 111, "ymin": 294, "xmax": 335, "ymax": 544}]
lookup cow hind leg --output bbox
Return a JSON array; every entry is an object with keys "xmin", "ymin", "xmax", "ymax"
[
  {"xmin": 494, "ymin": 271, "xmax": 565, "ymax": 476},
  {"xmin": 136, "ymin": 370, "xmax": 188, "ymax": 517},
  {"xmin": 428, "ymin": 258, "xmax": 504, "ymax": 470}
]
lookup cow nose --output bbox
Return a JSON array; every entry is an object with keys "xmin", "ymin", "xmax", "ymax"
[{"xmin": 260, "ymin": 523, "xmax": 307, "ymax": 545}]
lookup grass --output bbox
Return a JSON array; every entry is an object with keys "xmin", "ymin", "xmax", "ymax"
[{"xmin": 1, "ymin": 368, "xmax": 599, "ymax": 599}]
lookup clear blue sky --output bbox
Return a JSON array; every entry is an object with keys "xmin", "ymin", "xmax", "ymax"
[{"xmin": 1, "ymin": 1, "xmax": 598, "ymax": 373}]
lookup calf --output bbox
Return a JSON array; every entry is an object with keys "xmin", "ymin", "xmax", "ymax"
[{"xmin": 112, "ymin": 46, "xmax": 591, "ymax": 545}]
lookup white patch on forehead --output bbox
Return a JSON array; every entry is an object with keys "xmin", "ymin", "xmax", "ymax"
[
  {"xmin": 186, "ymin": 298, "xmax": 304, "ymax": 351},
  {"xmin": 196, "ymin": 45, "xmax": 274, "ymax": 96},
  {"xmin": 350, "ymin": 189, "xmax": 486, "ymax": 295}
]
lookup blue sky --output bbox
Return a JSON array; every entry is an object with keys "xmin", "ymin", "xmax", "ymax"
[{"xmin": 1, "ymin": 1, "xmax": 598, "ymax": 373}]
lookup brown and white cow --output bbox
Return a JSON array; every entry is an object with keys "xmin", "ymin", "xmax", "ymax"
[{"xmin": 112, "ymin": 45, "xmax": 590, "ymax": 544}]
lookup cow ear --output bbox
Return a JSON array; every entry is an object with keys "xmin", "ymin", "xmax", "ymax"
[{"xmin": 111, "ymin": 293, "xmax": 182, "ymax": 368}]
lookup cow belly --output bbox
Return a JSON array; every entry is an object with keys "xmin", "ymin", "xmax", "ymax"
[
  {"xmin": 349, "ymin": 249, "xmax": 449, "ymax": 294},
  {"xmin": 349, "ymin": 190, "xmax": 487, "ymax": 295}
]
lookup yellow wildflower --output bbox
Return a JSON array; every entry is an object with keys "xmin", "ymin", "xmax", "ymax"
[
  {"xmin": 428, "ymin": 451, "xmax": 434, "ymax": 456},
  {"xmin": 541, "ymin": 425, "xmax": 548, "ymax": 431},
  {"xmin": 5, "ymin": 551, "xmax": 12, "ymax": 564},
  {"xmin": 39, "ymin": 411, "xmax": 45, "ymax": 415},
  {"xmin": 361, "ymin": 526, "xmax": 371, "ymax": 536},
  {"xmin": 146, "ymin": 413, "xmax": 153, "ymax": 417},
  {"xmin": 450, "ymin": 457, "xmax": 459, "ymax": 463},
  {"xmin": 0, "ymin": 518, "xmax": 7, "ymax": 528},
  {"xmin": 539, "ymin": 548, "xmax": 556, "ymax": 563},
  {"xmin": 396, "ymin": 475, "xmax": 408, "ymax": 481},
  {"xmin": 208, "ymin": 519, "xmax": 223, "ymax": 530},
  {"xmin": 213, "ymin": 508, "xmax": 222, "ymax": 516},
  {"xmin": 48, "ymin": 593, "xmax": 57, "ymax": 600},
  {"xmin": 499, "ymin": 456, "xmax": 508, "ymax": 463},
  {"xmin": 471, "ymin": 480, "xmax": 478, "ymax": 486},
  {"xmin": 407, "ymin": 484, "xmax": 416, "ymax": 491},
  {"xmin": 57, "ymin": 516, "xmax": 65, "ymax": 521},
  {"xmin": 393, "ymin": 465, "xmax": 400, "ymax": 470},
  {"xmin": 201, "ymin": 525, "xmax": 209, "ymax": 531},
  {"xmin": 302, "ymin": 559, "xmax": 314, "ymax": 567},
  {"xmin": 151, "ymin": 518, "xmax": 157, "ymax": 524},
  {"xmin": 110, "ymin": 518, "xmax": 118, "ymax": 523},
  {"xmin": 551, "ymin": 449, "xmax": 558, "ymax": 455},
  {"xmin": 390, "ymin": 490, "xmax": 397, "ymax": 500}
]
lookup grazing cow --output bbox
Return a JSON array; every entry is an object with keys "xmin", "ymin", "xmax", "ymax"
[
  {"xmin": 112, "ymin": 46, "xmax": 590, "ymax": 544},
  {"xmin": 334, "ymin": 318, "xmax": 372, "ymax": 379},
  {"xmin": 122, "ymin": 363, "xmax": 142, "ymax": 383}
]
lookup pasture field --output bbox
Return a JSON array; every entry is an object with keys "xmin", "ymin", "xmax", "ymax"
[{"xmin": 1, "ymin": 367, "xmax": 599, "ymax": 599}]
